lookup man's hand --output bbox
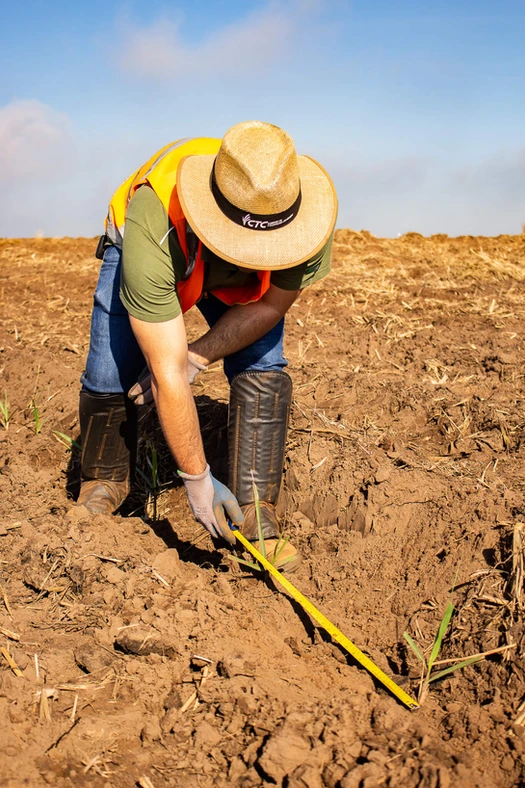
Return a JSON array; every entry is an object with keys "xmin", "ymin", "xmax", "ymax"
[
  {"xmin": 128, "ymin": 351, "xmax": 207, "ymax": 406},
  {"xmin": 189, "ymin": 284, "xmax": 300, "ymax": 366},
  {"xmin": 178, "ymin": 464, "xmax": 243, "ymax": 544}
]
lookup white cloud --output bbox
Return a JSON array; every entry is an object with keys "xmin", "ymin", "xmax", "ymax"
[
  {"xmin": 0, "ymin": 100, "xmax": 147, "ymax": 237},
  {"xmin": 0, "ymin": 100, "xmax": 72, "ymax": 182},
  {"xmin": 115, "ymin": 2, "xmax": 318, "ymax": 82},
  {"xmin": 334, "ymin": 155, "xmax": 431, "ymax": 190},
  {"xmin": 321, "ymin": 148, "xmax": 525, "ymax": 236},
  {"xmin": 452, "ymin": 149, "xmax": 525, "ymax": 195}
]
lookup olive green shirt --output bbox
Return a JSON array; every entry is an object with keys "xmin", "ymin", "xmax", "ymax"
[{"xmin": 120, "ymin": 186, "xmax": 332, "ymax": 323}]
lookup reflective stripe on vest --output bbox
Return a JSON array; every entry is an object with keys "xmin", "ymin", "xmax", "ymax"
[{"xmin": 104, "ymin": 138, "xmax": 271, "ymax": 313}]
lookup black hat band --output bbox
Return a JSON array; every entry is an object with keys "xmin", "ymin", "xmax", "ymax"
[{"xmin": 210, "ymin": 163, "xmax": 302, "ymax": 231}]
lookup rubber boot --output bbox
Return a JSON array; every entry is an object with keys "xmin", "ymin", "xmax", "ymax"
[
  {"xmin": 72, "ymin": 391, "xmax": 137, "ymax": 515},
  {"xmin": 228, "ymin": 370, "xmax": 301, "ymax": 572}
]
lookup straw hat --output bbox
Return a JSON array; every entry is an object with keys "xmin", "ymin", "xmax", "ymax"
[{"xmin": 176, "ymin": 120, "xmax": 337, "ymax": 270}]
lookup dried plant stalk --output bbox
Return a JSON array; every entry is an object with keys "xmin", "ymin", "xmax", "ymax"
[
  {"xmin": 1, "ymin": 647, "xmax": 23, "ymax": 676},
  {"xmin": 511, "ymin": 522, "xmax": 525, "ymax": 609}
]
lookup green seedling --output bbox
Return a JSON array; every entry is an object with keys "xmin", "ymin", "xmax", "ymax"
[
  {"xmin": 229, "ymin": 480, "xmax": 296, "ymax": 572},
  {"xmin": 31, "ymin": 399, "xmax": 43, "ymax": 435},
  {"xmin": 0, "ymin": 391, "xmax": 9, "ymax": 429},
  {"xmin": 404, "ymin": 601, "xmax": 486, "ymax": 703},
  {"xmin": 51, "ymin": 431, "xmax": 81, "ymax": 452},
  {"xmin": 137, "ymin": 442, "xmax": 159, "ymax": 520},
  {"xmin": 229, "ymin": 481, "xmax": 265, "ymax": 571},
  {"xmin": 149, "ymin": 444, "xmax": 159, "ymax": 492}
]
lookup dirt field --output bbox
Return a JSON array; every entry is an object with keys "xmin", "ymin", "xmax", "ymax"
[{"xmin": 1, "ymin": 230, "xmax": 525, "ymax": 787}]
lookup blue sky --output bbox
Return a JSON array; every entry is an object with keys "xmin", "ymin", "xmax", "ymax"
[{"xmin": 2, "ymin": 0, "xmax": 525, "ymax": 237}]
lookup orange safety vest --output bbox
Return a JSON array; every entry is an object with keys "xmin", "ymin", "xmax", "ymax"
[{"xmin": 105, "ymin": 138, "xmax": 271, "ymax": 314}]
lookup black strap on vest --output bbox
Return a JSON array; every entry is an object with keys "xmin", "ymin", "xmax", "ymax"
[{"xmin": 183, "ymin": 224, "xmax": 199, "ymax": 280}]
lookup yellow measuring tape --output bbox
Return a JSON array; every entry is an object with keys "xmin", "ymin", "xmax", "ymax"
[{"xmin": 233, "ymin": 530, "xmax": 419, "ymax": 710}]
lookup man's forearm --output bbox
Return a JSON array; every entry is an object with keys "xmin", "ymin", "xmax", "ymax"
[
  {"xmin": 128, "ymin": 313, "xmax": 207, "ymax": 475},
  {"xmin": 189, "ymin": 300, "xmax": 283, "ymax": 365},
  {"xmin": 152, "ymin": 371, "xmax": 206, "ymax": 475}
]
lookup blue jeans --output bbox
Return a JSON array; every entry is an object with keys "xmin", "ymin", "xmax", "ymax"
[{"xmin": 81, "ymin": 245, "xmax": 288, "ymax": 394}]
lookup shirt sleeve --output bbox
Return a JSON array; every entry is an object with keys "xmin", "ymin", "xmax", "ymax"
[
  {"xmin": 120, "ymin": 186, "xmax": 186, "ymax": 323},
  {"xmin": 270, "ymin": 232, "xmax": 334, "ymax": 291}
]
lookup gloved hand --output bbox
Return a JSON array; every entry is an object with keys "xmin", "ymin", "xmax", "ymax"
[
  {"xmin": 128, "ymin": 351, "xmax": 207, "ymax": 406},
  {"xmin": 178, "ymin": 463, "xmax": 243, "ymax": 545}
]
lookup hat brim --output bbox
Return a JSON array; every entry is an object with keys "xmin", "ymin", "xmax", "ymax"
[{"xmin": 176, "ymin": 154, "xmax": 338, "ymax": 270}]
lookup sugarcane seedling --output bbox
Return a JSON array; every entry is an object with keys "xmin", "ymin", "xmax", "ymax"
[
  {"xmin": 0, "ymin": 391, "xmax": 9, "ymax": 429},
  {"xmin": 136, "ymin": 441, "xmax": 159, "ymax": 520},
  {"xmin": 51, "ymin": 430, "xmax": 81, "ymax": 452},
  {"xmin": 31, "ymin": 399, "xmax": 43, "ymax": 435},
  {"xmin": 228, "ymin": 481, "xmax": 296, "ymax": 571},
  {"xmin": 404, "ymin": 600, "xmax": 487, "ymax": 704},
  {"xmin": 149, "ymin": 443, "xmax": 159, "ymax": 520}
]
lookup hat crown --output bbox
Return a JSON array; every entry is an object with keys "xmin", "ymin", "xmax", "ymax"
[{"xmin": 214, "ymin": 121, "xmax": 300, "ymax": 215}]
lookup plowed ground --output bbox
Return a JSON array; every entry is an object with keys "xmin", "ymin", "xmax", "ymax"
[{"xmin": 1, "ymin": 231, "xmax": 525, "ymax": 787}]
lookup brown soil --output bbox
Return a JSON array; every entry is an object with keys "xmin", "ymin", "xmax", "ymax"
[{"xmin": 1, "ymin": 231, "xmax": 525, "ymax": 787}]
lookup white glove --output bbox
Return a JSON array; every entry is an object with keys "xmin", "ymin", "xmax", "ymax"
[{"xmin": 178, "ymin": 464, "xmax": 243, "ymax": 545}]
